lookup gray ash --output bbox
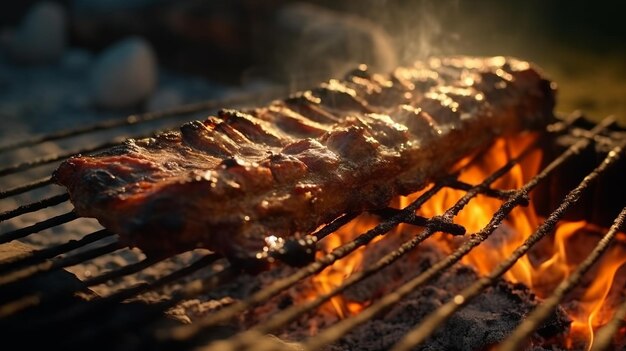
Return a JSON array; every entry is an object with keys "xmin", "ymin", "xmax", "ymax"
[
  {"xmin": 327, "ymin": 265, "xmax": 570, "ymax": 351},
  {"xmin": 319, "ymin": 236, "xmax": 572, "ymax": 351},
  {"xmin": 168, "ymin": 231, "xmax": 573, "ymax": 350}
]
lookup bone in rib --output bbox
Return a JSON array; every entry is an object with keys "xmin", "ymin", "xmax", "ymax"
[{"xmin": 53, "ymin": 56, "xmax": 556, "ymax": 264}]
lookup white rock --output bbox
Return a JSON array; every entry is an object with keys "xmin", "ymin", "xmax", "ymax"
[
  {"xmin": 90, "ymin": 37, "xmax": 157, "ymax": 109},
  {"xmin": 9, "ymin": 2, "xmax": 67, "ymax": 63},
  {"xmin": 146, "ymin": 88, "xmax": 182, "ymax": 112}
]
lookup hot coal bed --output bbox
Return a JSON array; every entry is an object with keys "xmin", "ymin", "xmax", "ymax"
[{"xmin": 0, "ymin": 106, "xmax": 624, "ymax": 351}]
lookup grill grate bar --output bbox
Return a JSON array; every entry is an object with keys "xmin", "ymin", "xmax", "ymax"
[
  {"xmin": 499, "ymin": 205, "xmax": 626, "ymax": 351},
  {"xmin": 0, "ymin": 139, "xmax": 128, "ymax": 177},
  {"xmin": 301, "ymin": 116, "xmax": 615, "ymax": 351},
  {"xmin": 0, "ymin": 88, "xmax": 287, "ymax": 154},
  {"xmin": 51, "ymin": 253, "xmax": 221, "ymax": 349},
  {"xmin": 0, "ymin": 255, "xmax": 164, "ymax": 320},
  {"xmin": 371, "ymin": 208, "xmax": 466, "ymax": 236},
  {"xmin": 546, "ymin": 111, "xmax": 584, "ymax": 132},
  {"xmin": 590, "ymin": 295, "xmax": 626, "ymax": 351},
  {"xmin": 0, "ymin": 229, "xmax": 113, "ymax": 274},
  {"xmin": 164, "ymin": 181, "xmax": 447, "ymax": 343},
  {"xmin": 312, "ymin": 213, "xmax": 360, "ymax": 241},
  {"xmin": 61, "ymin": 263, "xmax": 240, "ymax": 351},
  {"xmin": 69, "ymin": 262, "xmax": 238, "ymax": 351},
  {"xmin": 0, "ymin": 253, "xmax": 221, "ymax": 351},
  {"xmin": 203, "ymin": 135, "xmax": 543, "ymax": 351},
  {"xmin": 172, "ymin": 263, "xmax": 239, "ymax": 303},
  {"xmin": 0, "ymin": 193, "xmax": 69, "ymax": 222},
  {"xmin": 78, "ymin": 252, "xmax": 218, "ymax": 311},
  {"xmin": 445, "ymin": 179, "xmax": 520, "ymax": 201},
  {"xmin": 1, "ymin": 252, "xmax": 220, "ymax": 344},
  {"xmin": 0, "ymin": 176, "xmax": 53, "ymax": 199},
  {"xmin": 0, "ymin": 211, "xmax": 78, "ymax": 244},
  {"xmin": 390, "ymin": 139, "xmax": 625, "ymax": 351},
  {"xmin": 82, "ymin": 256, "xmax": 165, "ymax": 288},
  {"xmin": 0, "ymin": 240, "xmax": 123, "ymax": 289},
  {"xmin": 0, "ymin": 108, "xmax": 189, "ymax": 154}
]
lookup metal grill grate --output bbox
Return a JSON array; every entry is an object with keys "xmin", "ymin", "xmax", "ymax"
[{"xmin": 0, "ymin": 106, "xmax": 624, "ymax": 351}]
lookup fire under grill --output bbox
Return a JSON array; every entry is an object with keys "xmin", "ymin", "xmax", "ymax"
[{"xmin": 0, "ymin": 96, "xmax": 625, "ymax": 351}]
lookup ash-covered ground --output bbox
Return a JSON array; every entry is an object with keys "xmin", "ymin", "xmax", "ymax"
[
  {"xmin": 163, "ymin": 231, "xmax": 572, "ymax": 351},
  {"xmin": 326, "ymin": 245, "xmax": 571, "ymax": 351}
]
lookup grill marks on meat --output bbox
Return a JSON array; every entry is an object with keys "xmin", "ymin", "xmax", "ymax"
[{"xmin": 53, "ymin": 56, "xmax": 555, "ymax": 264}]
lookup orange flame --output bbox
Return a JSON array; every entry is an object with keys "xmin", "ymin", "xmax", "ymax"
[
  {"xmin": 568, "ymin": 243, "xmax": 626, "ymax": 350},
  {"xmin": 308, "ymin": 133, "xmax": 626, "ymax": 347},
  {"xmin": 309, "ymin": 213, "xmax": 381, "ymax": 320}
]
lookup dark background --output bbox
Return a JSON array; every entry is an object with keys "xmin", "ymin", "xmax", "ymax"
[
  {"xmin": 2, "ymin": 1, "xmax": 625, "ymax": 55},
  {"xmin": 2, "ymin": 0, "xmax": 625, "ymax": 122}
]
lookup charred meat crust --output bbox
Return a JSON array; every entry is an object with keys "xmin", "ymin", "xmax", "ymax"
[{"xmin": 53, "ymin": 56, "xmax": 556, "ymax": 264}]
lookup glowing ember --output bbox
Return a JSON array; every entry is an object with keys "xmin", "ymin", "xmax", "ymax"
[{"xmin": 308, "ymin": 132, "xmax": 625, "ymax": 348}]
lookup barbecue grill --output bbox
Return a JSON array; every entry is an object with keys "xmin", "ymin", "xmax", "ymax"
[{"xmin": 0, "ymin": 92, "xmax": 624, "ymax": 351}]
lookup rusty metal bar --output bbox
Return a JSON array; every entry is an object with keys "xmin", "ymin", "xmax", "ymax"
[
  {"xmin": 590, "ymin": 295, "xmax": 626, "ymax": 351},
  {"xmin": 0, "ymin": 252, "xmax": 221, "ymax": 348},
  {"xmin": 498, "ymin": 206, "xmax": 626, "ymax": 351},
  {"xmin": 0, "ymin": 255, "xmax": 164, "ymax": 319},
  {"xmin": 0, "ymin": 140, "xmax": 124, "ymax": 177},
  {"xmin": 51, "ymin": 253, "xmax": 221, "ymax": 348},
  {"xmin": 545, "ymin": 110, "xmax": 584, "ymax": 133},
  {"xmin": 32, "ymin": 262, "xmax": 237, "ymax": 351},
  {"xmin": 171, "ymin": 263, "xmax": 238, "ymax": 303},
  {"xmin": 76, "ymin": 252, "xmax": 217, "ymax": 312},
  {"xmin": 0, "ymin": 193, "xmax": 69, "ymax": 222},
  {"xmin": 4, "ymin": 257, "xmax": 238, "ymax": 351},
  {"xmin": 82, "ymin": 256, "xmax": 163, "ymax": 288},
  {"xmin": 0, "ymin": 176, "xmax": 53, "ymax": 199},
  {"xmin": 0, "ymin": 242, "xmax": 124, "ymax": 314},
  {"xmin": 0, "ymin": 87, "xmax": 288, "ymax": 154},
  {"xmin": 390, "ymin": 139, "xmax": 625, "ymax": 351},
  {"xmin": 0, "ymin": 240, "xmax": 123, "ymax": 288},
  {"xmin": 372, "ymin": 208, "xmax": 466, "ymax": 235},
  {"xmin": 312, "ymin": 213, "xmax": 360, "ymax": 241},
  {"xmin": 0, "ymin": 211, "xmax": 78, "ymax": 244},
  {"xmin": 445, "ymin": 179, "xmax": 518, "ymax": 201},
  {"xmin": 0, "ymin": 229, "xmax": 113, "ymax": 274},
  {"xmin": 300, "ymin": 116, "xmax": 615, "ymax": 351},
  {"xmin": 67, "ymin": 261, "xmax": 238, "ymax": 351}
]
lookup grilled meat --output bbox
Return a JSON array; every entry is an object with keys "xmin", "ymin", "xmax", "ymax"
[{"xmin": 53, "ymin": 56, "xmax": 555, "ymax": 264}]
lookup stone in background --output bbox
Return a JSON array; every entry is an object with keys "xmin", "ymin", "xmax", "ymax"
[{"xmin": 6, "ymin": 2, "xmax": 67, "ymax": 63}]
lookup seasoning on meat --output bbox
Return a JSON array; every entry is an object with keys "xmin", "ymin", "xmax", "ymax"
[{"xmin": 53, "ymin": 56, "xmax": 556, "ymax": 265}]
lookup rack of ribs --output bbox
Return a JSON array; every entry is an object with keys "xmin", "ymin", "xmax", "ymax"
[{"xmin": 53, "ymin": 56, "xmax": 556, "ymax": 266}]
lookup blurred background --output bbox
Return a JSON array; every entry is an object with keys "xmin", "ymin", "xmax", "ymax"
[{"xmin": 1, "ymin": 0, "xmax": 624, "ymax": 143}]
